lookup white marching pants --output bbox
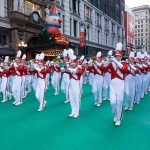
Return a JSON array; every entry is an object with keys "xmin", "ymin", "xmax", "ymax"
[
  {"xmin": 32, "ymin": 74, "xmax": 37, "ymax": 92},
  {"xmin": 124, "ymin": 74, "xmax": 136, "ymax": 108},
  {"xmin": 51, "ymin": 71, "xmax": 61, "ymax": 93},
  {"xmin": 92, "ymin": 74, "xmax": 103, "ymax": 104},
  {"xmin": 1, "ymin": 76, "xmax": 8, "ymax": 101},
  {"xmin": 103, "ymin": 72, "xmax": 111, "ymax": 100},
  {"xmin": 61, "ymin": 73, "xmax": 70, "ymax": 101},
  {"xmin": 110, "ymin": 78, "xmax": 124, "ymax": 121},
  {"xmin": 21, "ymin": 75, "xmax": 26, "ymax": 98},
  {"xmin": 135, "ymin": 74, "xmax": 142, "ymax": 103},
  {"xmin": 69, "ymin": 79, "xmax": 81, "ymax": 115},
  {"xmin": 35, "ymin": 78, "xmax": 46, "ymax": 109},
  {"xmin": 89, "ymin": 73, "xmax": 94, "ymax": 86},
  {"xmin": 12, "ymin": 76, "xmax": 22, "ymax": 103},
  {"xmin": 141, "ymin": 74, "xmax": 146, "ymax": 98}
]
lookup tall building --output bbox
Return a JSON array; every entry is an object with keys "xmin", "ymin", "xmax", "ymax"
[
  {"xmin": 132, "ymin": 5, "xmax": 150, "ymax": 52},
  {"xmin": 63, "ymin": 0, "xmax": 125, "ymax": 56},
  {"xmin": 0, "ymin": 0, "xmax": 125, "ymax": 57}
]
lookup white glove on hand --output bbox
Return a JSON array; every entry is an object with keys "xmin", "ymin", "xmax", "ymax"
[
  {"xmin": 0, "ymin": 68, "xmax": 3, "ymax": 72},
  {"xmin": 129, "ymin": 64, "xmax": 136, "ymax": 71},
  {"xmin": 108, "ymin": 50, "xmax": 113, "ymax": 56},
  {"xmin": 112, "ymin": 57, "xmax": 123, "ymax": 68},
  {"xmin": 14, "ymin": 62, "xmax": 18, "ymax": 67},
  {"xmin": 68, "ymin": 68, "xmax": 77, "ymax": 74}
]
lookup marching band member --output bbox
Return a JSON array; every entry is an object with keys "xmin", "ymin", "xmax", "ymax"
[
  {"xmin": 92, "ymin": 52, "xmax": 105, "ymax": 107},
  {"xmin": 35, "ymin": 53, "xmax": 47, "ymax": 112},
  {"xmin": 51, "ymin": 57, "xmax": 61, "ymax": 96},
  {"xmin": 12, "ymin": 51, "xmax": 24, "ymax": 106},
  {"xmin": 67, "ymin": 55, "xmax": 83, "ymax": 118},
  {"xmin": 61, "ymin": 49, "xmax": 71, "ymax": 103},
  {"xmin": 103, "ymin": 52, "xmax": 111, "ymax": 101},
  {"xmin": 107, "ymin": 43, "xmax": 128, "ymax": 126},
  {"xmin": 1, "ymin": 56, "xmax": 10, "ymax": 103},
  {"xmin": 124, "ymin": 51, "xmax": 137, "ymax": 111},
  {"xmin": 135, "ymin": 52, "xmax": 143, "ymax": 104},
  {"xmin": 87, "ymin": 58, "xmax": 95, "ymax": 93},
  {"xmin": 21, "ymin": 54, "xmax": 27, "ymax": 99},
  {"xmin": 77, "ymin": 55, "xmax": 86, "ymax": 95},
  {"xmin": 143, "ymin": 52, "xmax": 149, "ymax": 95},
  {"xmin": 32, "ymin": 54, "xmax": 40, "ymax": 92}
]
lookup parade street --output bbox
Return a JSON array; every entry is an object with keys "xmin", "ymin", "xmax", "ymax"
[{"xmin": 0, "ymin": 84, "xmax": 150, "ymax": 150}]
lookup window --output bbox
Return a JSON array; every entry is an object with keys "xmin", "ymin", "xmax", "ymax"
[
  {"xmin": 98, "ymin": 30, "xmax": 100, "ymax": 44},
  {"xmin": 70, "ymin": 18, "xmax": 72, "ymax": 36},
  {"xmin": 111, "ymin": 23, "xmax": 115, "ymax": 33},
  {"xmin": 73, "ymin": 0, "xmax": 77, "ymax": 13},
  {"xmin": 73, "ymin": 20, "xmax": 77, "ymax": 37},
  {"xmin": 25, "ymin": 1, "xmax": 42, "ymax": 16},
  {"xmin": 4, "ymin": 0, "xmax": 8, "ymax": 17},
  {"xmin": 0, "ymin": 33, "xmax": 9, "ymax": 47},
  {"xmin": 62, "ymin": 15, "xmax": 65, "ymax": 34},
  {"xmin": 141, "ymin": 29, "xmax": 143, "ymax": 32},
  {"xmin": 84, "ymin": 5, "xmax": 91, "ymax": 20}
]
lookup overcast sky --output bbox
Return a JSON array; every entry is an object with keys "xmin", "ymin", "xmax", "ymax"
[{"xmin": 125, "ymin": 0, "xmax": 150, "ymax": 8}]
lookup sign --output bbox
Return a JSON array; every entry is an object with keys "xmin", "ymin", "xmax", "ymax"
[
  {"xmin": 124, "ymin": 11, "xmax": 135, "ymax": 46},
  {"xmin": 79, "ymin": 32, "xmax": 86, "ymax": 47}
]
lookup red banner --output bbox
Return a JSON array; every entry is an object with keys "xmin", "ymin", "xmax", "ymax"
[
  {"xmin": 79, "ymin": 32, "xmax": 86, "ymax": 47},
  {"xmin": 124, "ymin": 11, "xmax": 135, "ymax": 46}
]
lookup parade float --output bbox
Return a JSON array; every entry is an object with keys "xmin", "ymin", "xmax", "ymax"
[{"xmin": 27, "ymin": 4, "xmax": 69, "ymax": 59}]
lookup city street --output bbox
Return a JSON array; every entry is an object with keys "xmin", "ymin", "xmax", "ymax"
[{"xmin": 0, "ymin": 84, "xmax": 150, "ymax": 150}]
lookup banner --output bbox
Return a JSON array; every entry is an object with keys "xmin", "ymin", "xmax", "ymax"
[{"xmin": 79, "ymin": 32, "xmax": 86, "ymax": 47}]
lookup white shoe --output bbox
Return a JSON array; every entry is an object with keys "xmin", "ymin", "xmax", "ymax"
[
  {"xmin": 73, "ymin": 114, "xmax": 79, "ymax": 118},
  {"xmin": 12, "ymin": 101, "xmax": 17, "ymax": 105},
  {"xmin": 94, "ymin": 102, "xmax": 97, "ymax": 106},
  {"xmin": 129, "ymin": 107, "xmax": 133, "ymax": 111},
  {"xmin": 54, "ymin": 92, "xmax": 58, "ymax": 96},
  {"xmin": 96, "ymin": 103, "xmax": 101, "ymax": 107},
  {"xmin": 124, "ymin": 106, "xmax": 128, "ymax": 110},
  {"xmin": 136, "ymin": 102, "xmax": 140, "ymax": 104},
  {"xmin": 37, "ymin": 107, "xmax": 43, "ymax": 112},
  {"xmin": 115, "ymin": 120, "xmax": 121, "ymax": 126},
  {"xmin": 114, "ymin": 117, "xmax": 117, "ymax": 122},
  {"xmin": 103, "ymin": 98, "xmax": 107, "ymax": 101},
  {"xmin": 14, "ymin": 101, "xmax": 22, "ymax": 106},
  {"xmin": 1, "ymin": 100, "xmax": 7, "ymax": 103},
  {"xmin": 68, "ymin": 114, "xmax": 74, "ymax": 117},
  {"xmin": 64, "ymin": 100, "xmax": 69, "ymax": 103},
  {"xmin": 43, "ymin": 101, "xmax": 47, "ymax": 108},
  {"xmin": 145, "ymin": 92, "xmax": 148, "ymax": 95}
]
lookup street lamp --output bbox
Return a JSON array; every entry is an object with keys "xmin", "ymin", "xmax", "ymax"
[{"xmin": 18, "ymin": 41, "xmax": 27, "ymax": 47}]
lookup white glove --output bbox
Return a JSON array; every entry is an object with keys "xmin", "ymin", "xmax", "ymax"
[
  {"xmin": 0, "ymin": 68, "xmax": 3, "ymax": 72},
  {"xmin": 14, "ymin": 62, "xmax": 18, "ymax": 67},
  {"xmin": 68, "ymin": 68, "xmax": 77, "ymax": 74},
  {"xmin": 96, "ymin": 61, "xmax": 101, "ymax": 67},
  {"xmin": 112, "ymin": 58, "xmax": 123, "ymax": 68},
  {"xmin": 129, "ymin": 64, "xmax": 136, "ymax": 71},
  {"xmin": 35, "ymin": 67, "xmax": 40, "ymax": 71},
  {"xmin": 108, "ymin": 50, "xmax": 113, "ymax": 56}
]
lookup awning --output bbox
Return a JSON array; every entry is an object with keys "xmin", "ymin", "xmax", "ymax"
[{"xmin": 0, "ymin": 48, "xmax": 16, "ymax": 56}]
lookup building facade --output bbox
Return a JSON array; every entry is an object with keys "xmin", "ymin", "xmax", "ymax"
[
  {"xmin": 132, "ymin": 5, "xmax": 150, "ymax": 53},
  {"xmin": 0, "ymin": 0, "xmax": 15, "ymax": 56},
  {"xmin": 60, "ymin": 0, "xmax": 125, "ymax": 56},
  {"xmin": 0, "ymin": 0, "xmax": 125, "ymax": 57}
]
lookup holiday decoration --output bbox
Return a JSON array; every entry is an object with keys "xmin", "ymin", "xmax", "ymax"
[{"xmin": 45, "ymin": 5, "xmax": 62, "ymax": 37}]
